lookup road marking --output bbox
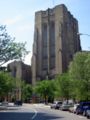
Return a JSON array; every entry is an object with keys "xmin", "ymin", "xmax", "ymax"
[{"xmin": 31, "ymin": 109, "xmax": 37, "ymax": 120}]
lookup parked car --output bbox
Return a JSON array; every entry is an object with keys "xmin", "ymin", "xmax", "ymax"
[
  {"xmin": 14, "ymin": 100, "xmax": 22, "ymax": 106},
  {"xmin": 83, "ymin": 107, "xmax": 90, "ymax": 116},
  {"xmin": 86, "ymin": 110, "xmax": 90, "ymax": 119},
  {"xmin": 1, "ymin": 101, "xmax": 8, "ymax": 106},
  {"xmin": 60, "ymin": 103, "xmax": 73, "ymax": 111},
  {"xmin": 69, "ymin": 104, "xmax": 79, "ymax": 113},
  {"xmin": 75, "ymin": 101, "xmax": 90, "ymax": 115},
  {"xmin": 50, "ymin": 101, "xmax": 62, "ymax": 109}
]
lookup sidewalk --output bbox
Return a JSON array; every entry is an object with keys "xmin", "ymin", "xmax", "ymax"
[
  {"xmin": 0, "ymin": 102, "xmax": 21, "ymax": 111},
  {"xmin": 0, "ymin": 103, "xmax": 50, "ymax": 111},
  {"xmin": 23, "ymin": 103, "xmax": 50, "ymax": 108}
]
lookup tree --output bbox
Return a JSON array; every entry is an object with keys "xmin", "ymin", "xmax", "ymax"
[
  {"xmin": 84, "ymin": 54, "xmax": 90, "ymax": 100},
  {"xmin": 34, "ymin": 80, "xmax": 56, "ymax": 103},
  {"xmin": 69, "ymin": 52, "xmax": 90, "ymax": 100},
  {"xmin": 55, "ymin": 73, "xmax": 70, "ymax": 101},
  {"xmin": 0, "ymin": 72, "xmax": 15, "ymax": 101},
  {"xmin": 0, "ymin": 25, "xmax": 28, "ymax": 66},
  {"xmin": 21, "ymin": 81, "xmax": 33, "ymax": 102}
]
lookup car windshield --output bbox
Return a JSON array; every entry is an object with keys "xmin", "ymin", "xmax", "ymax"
[
  {"xmin": 53, "ymin": 101, "xmax": 62, "ymax": 104},
  {"xmin": 58, "ymin": 102, "xmax": 62, "ymax": 104}
]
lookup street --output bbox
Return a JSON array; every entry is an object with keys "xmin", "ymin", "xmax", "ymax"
[{"xmin": 0, "ymin": 103, "xmax": 88, "ymax": 120}]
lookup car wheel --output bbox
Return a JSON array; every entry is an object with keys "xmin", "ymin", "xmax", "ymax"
[
  {"xmin": 87, "ymin": 115, "xmax": 90, "ymax": 119},
  {"xmin": 76, "ymin": 110, "xmax": 79, "ymax": 115}
]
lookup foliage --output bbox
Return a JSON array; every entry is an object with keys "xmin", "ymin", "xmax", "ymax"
[
  {"xmin": 69, "ymin": 52, "xmax": 90, "ymax": 100},
  {"xmin": 21, "ymin": 81, "xmax": 33, "ymax": 102},
  {"xmin": 69, "ymin": 52, "xmax": 87, "ymax": 80},
  {"xmin": 34, "ymin": 80, "xmax": 56, "ymax": 103},
  {"xmin": 83, "ymin": 53, "xmax": 90, "ymax": 100},
  {"xmin": 0, "ymin": 25, "xmax": 28, "ymax": 66},
  {"xmin": 55, "ymin": 73, "xmax": 70, "ymax": 100},
  {"xmin": 0, "ymin": 72, "xmax": 15, "ymax": 99}
]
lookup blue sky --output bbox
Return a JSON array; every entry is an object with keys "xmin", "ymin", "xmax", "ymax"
[{"xmin": 0, "ymin": 0, "xmax": 90, "ymax": 65}]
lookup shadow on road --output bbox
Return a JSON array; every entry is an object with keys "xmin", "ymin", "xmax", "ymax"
[
  {"xmin": 35, "ymin": 112, "xmax": 64, "ymax": 120},
  {"xmin": 0, "ymin": 112, "xmax": 33, "ymax": 120},
  {"xmin": 0, "ymin": 112, "xmax": 64, "ymax": 120}
]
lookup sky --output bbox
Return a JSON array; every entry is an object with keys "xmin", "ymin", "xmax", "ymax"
[{"xmin": 0, "ymin": 0, "xmax": 90, "ymax": 65}]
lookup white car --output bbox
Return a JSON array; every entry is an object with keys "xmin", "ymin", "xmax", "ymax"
[
  {"xmin": 50, "ymin": 101, "xmax": 62, "ymax": 109},
  {"xmin": 69, "ymin": 104, "xmax": 79, "ymax": 113},
  {"xmin": 60, "ymin": 103, "xmax": 74, "ymax": 111}
]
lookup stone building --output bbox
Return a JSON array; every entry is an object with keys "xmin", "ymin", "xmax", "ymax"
[
  {"xmin": 32, "ymin": 4, "xmax": 81, "ymax": 85},
  {"xmin": 7, "ymin": 61, "xmax": 32, "ymax": 100},
  {"xmin": 7, "ymin": 61, "xmax": 32, "ymax": 84}
]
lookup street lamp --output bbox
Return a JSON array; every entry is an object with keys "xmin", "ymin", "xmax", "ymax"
[
  {"xmin": 77, "ymin": 33, "xmax": 90, "ymax": 37},
  {"xmin": 77, "ymin": 32, "xmax": 90, "ymax": 51}
]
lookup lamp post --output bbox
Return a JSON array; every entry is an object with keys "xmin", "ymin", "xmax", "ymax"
[
  {"xmin": 77, "ymin": 33, "xmax": 90, "ymax": 37},
  {"xmin": 77, "ymin": 32, "xmax": 90, "ymax": 51}
]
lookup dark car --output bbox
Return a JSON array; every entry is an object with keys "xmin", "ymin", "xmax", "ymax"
[
  {"xmin": 50, "ymin": 101, "xmax": 62, "ymax": 109},
  {"xmin": 83, "ymin": 107, "xmax": 90, "ymax": 116},
  {"xmin": 75, "ymin": 101, "xmax": 90, "ymax": 115},
  {"xmin": 14, "ymin": 100, "xmax": 22, "ymax": 106}
]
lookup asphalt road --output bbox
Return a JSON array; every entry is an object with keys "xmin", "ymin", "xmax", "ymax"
[{"xmin": 0, "ymin": 103, "xmax": 88, "ymax": 120}]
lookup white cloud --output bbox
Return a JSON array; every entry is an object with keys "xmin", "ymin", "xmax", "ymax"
[{"xmin": 3, "ymin": 15, "xmax": 23, "ymax": 25}]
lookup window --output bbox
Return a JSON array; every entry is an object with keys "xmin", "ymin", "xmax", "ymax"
[
  {"xmin": 42, "ymin": 23, "xmax": 47, "ymax": 47},
  {"xmin": 50, "ymin": 21, "xmax": 55, "ymax": 45},
  {"xmin": 50, "ymin": 57, "xmax": 55, "ymax": 69},
  {"xmin": 42, "ymin": 58, "xmax": 48, "ymax": 70}
]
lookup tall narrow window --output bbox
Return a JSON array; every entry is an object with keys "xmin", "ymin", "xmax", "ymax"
[
  {"xmin": 49, "ymin": 21, "xmax": 55, "ymax": 69},
  {"xmin": 42, "ymin": 23, "xmax": 47, "ymax": 47},
  {"xmin": 42, "ymin": 23, "xmax": 48, "ymax": 70}
]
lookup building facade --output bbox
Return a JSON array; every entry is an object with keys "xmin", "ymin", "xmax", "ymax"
[
  {"xmin": 32, "ymin": 4, "xmax": 81, "ymax": 85},
  {"xmin": 7, "ymin": 61, "xmax": 32, "ymax": 100},
  {"xmin": 7, "ymin": 61, "xmax": 32, "ymax": 84}
]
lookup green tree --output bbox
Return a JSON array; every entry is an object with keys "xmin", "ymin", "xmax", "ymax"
[
  {"xmin": 21, "ymin": 81, "xmax": 33, "ymax": 102},
  {"xmin": 84, "ymin": 54, "xmax": 90, "ymax": 100},
  {"xmin": 34, "ymin": 80, "xmax": 55, "ymax": 103},
  {"xmin": 69, "ymin": 52, "xmax": 90, "ymax": 100},
  {"xmin": 0, "ymin": 72, "xmax": 15, "ymax": 100},
  {"xmin": 0, "ymin": 25, "xmax": 28, "ymax": 66},
  {"xmin": 55, "ymin": 73, "xmax": 70, "ymax": 100}
]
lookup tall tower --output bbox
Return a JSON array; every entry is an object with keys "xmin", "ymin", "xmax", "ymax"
[{"xmin": 32, "ymin": 4, "xmax": 81, "ymax": 85}]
